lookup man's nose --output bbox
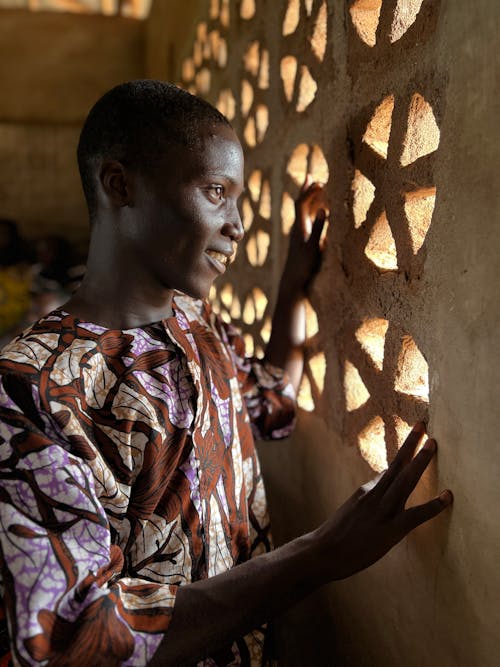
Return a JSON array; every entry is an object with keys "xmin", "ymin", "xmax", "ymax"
[{"xmin": 221, "ymin": 203, "xmax": 244, "ymax": 243}]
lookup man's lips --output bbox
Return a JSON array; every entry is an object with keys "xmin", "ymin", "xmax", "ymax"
[{"xmin": 205, "ymin": 248, "xmax": 235, "ymax": 272}]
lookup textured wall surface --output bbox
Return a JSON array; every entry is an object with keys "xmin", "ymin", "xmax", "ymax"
[
  {"xmin": 147, "ymin": 0, "xmax": 500, "ymax": 665},
  {"xmin": 0, "ymin": 9, "xmax": 145, "ymax": 245}
]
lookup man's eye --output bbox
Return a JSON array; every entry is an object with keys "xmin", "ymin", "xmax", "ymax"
[{"xmin": 208, "ymin": 185, "xmax": 225, "ymax": 201}]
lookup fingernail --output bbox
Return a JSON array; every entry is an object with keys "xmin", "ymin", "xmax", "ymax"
[
  {"xmin": 439, "ymin": 490, "xmax": 453, "ymax": 505},
  {"xmin": 423, "ymin": 438, "xmax": 436, "ymax": 452}
]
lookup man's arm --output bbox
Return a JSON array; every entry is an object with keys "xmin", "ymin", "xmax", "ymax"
[
  {"xmin": 264, "ymin": 181, "xmax": 328, "ymax": 392},
  {"xmin": 149, "ymin": 423, "xmax": 453, "ymax": 666}
]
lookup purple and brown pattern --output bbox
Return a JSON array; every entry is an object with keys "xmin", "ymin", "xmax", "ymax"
[{"xmin": 0, "ymin": 294, "xmax": 295, "ymax": 666}]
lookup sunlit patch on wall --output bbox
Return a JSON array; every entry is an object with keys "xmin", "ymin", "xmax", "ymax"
[
  {"xmin": 282, "ymin": 0, "xmax": 300, "ymax": 36},
  {"xmin": 260, "ymin": 316, "xmax": 272, "ymax": 344},
  {"xmin": 281, "ymin": 191, "xmax": 296, "ymax": 235},
  {"xmin": 362, "ymin": 95, "xmax": 394, "ymax": 159},
  {"xmin": 400, "ymin": 93, "xmax": 440, "ymax": 166},
  {"xmin": 355, "ymin": 318, "xmax": 388, "ymax": 371},
  {"xmin": 352, "ymin": 169, "xmax": 376, "ymax": 228},
  {"xmin": 195, "ymin": 68, "xmax": 211, "ymax": 95},
  {"xmin": 390, "ymin": 0, "xmax": 424, "ymax": 43},
  {"xmin": 281, "ymin": 56, "xmax": 298, "ymax": 103},
  {"xmin": 240, "ymin": 0, "xmax": 255, "ymax": 20},
  {"xmin": 216, "ymin": 89, "xmax": 235, "ymax": 121},
  {"xmin": 259, "ymin": 180, "xmax": 271, "ymax": 219},
  {"xmin": 246, "ymin": 229, "xmax": 270, "ymax": 266},
  {"xmin": 349, "ymin": 0, "xmax": 382, "ymax": 47},
  {"xmin": 310, "ymin": 1, "xmax": 328, "ymax": 62},
  {"xmin": 358, "ymin": 416, "xmax": 387, "ymax": 472},
  {"xmin": 393, "ymin": 415, "xmax": 413, "ymax": 448},
  {"xmin": 241, "ymin": 79, "xmax": 254, "ymax": 117},
  {"xmin": 344, "ymin": 360, "xmax": 370, "ymax": 412},
  {"xmin": 182, "ymin": 57, "xmax": 195, "ymax": 82},
  {"xmin": 394, "ymin": 335, "xmax": 429, "ymax": 401},
  {"xmin": 309, "ymin": 351, "xmax": 326, "ymax": 394},
  {"xmin": 241, "ymin": 197, "xmax": 254, "ymax": 232},
  {"xmin": 244, "ymin": 333, "xmax": 254, "ymax": 356},
  {"xmin": 404, "ymin": 187, "xmax": 436, "ymax": 253},
  {"xmin": 364, "ymin": 211, "xmax": 398, "ymax": 271},
  {"xmin": 305, "ymin": 299, "xmax": 319, "ymax": 338},
  {"xmin": 296, "ymin": 66, "xmax": 317, "ymax": 112},
  {"xmin": 287, "ymin": 144, "xmax": 329, "ymax": 187},
  {"xmin": 297, "ymin": 375, "xmax": 314, "ymax": 412}
]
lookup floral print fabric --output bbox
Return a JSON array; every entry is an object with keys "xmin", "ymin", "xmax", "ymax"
[{"xmin": 0, "ymin": 294, "xmax": 296, "ymax": 666}]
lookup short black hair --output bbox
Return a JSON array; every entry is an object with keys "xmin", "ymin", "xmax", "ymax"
[{"xmin": 77, "ymin": 80, "xmax": 232, "ymax": 220}]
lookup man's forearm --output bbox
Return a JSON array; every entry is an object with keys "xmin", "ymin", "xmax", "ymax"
[
  {"xmin": 149, "ymin": 530, "xmax": 323, "ymax": 666},
  {"xmin": 264, "ymin": 280, "xmax": 306, "ymax": 393}
]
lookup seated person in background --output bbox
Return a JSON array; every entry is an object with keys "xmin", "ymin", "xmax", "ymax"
[
  {"xmin": 0, "ymin": 218, "xmax": 33, "ymax": 347},
  {"xmin": 29, "ymin": 234, "xmax": 86, "ymax": 320},
  {"xmin": 0, "ymin": 80, "xmax": 453, "ymax": 667}
]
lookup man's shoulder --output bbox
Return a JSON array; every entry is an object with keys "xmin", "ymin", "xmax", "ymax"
[{"xmin": 0, "ymin": 311, "xmax": 67, "ymax": 375}]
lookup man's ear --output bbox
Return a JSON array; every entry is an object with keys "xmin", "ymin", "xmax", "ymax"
[{"xmin": 99, "ymin": 160, "xmax": 133, "ymax": 207}]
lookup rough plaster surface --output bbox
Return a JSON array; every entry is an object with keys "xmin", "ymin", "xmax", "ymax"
[
  {"xmin": 0, "ymin": 9, "xmax": 145, "ymax": 245},
  {"xmin": 146, "ymin": 0, "xmax": 500, "ymax": 664}
]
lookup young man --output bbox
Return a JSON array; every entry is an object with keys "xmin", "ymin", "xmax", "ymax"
[{"xmin": 0, "ymin": 81, "xmax": 452, "ymax": 667}]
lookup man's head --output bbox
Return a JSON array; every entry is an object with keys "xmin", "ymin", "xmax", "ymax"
[
  {"xmin": 77, "ymin": 80, "xmax": 245, "ymax": 302},
  {"xmin": 77, "ymin": 79, "xmax": 233, "ymax": 221}
]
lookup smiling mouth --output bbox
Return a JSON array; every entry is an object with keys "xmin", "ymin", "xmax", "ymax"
[{"xmin": 205, "ymin": 249, "xmax": 233, "ymax": 271}]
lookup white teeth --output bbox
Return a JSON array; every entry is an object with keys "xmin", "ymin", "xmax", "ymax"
[{"xmin": 207, "ymin": 250, "xmax": 228, "ymax": 265}]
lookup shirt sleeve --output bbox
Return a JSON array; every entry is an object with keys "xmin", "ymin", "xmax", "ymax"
[
  {"xmin": 0, "ymin": 372, "xmax": 174, "ymax": 667},
  {"xmin": 212, "ymin": 312, "xmax": 297, "ymax": 441}
]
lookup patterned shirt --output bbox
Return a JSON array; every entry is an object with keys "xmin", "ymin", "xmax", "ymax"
[{"xmin": 0, "ymin": 294, "xmax": 296, "ymax": 666}]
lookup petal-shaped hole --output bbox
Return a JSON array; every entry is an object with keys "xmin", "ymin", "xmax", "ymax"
[
  {"xmin": 344, "ymin": 360, "xmax": 370, "ymax": 412},
  {"xmin": 305, "ymin": 299, "xmax": 319, "ymax": 338},
  {"xmin": 244, "ymin": 41, "xmax": 260, "ymax": 77},
  {"xmin": 219, "ymin": 283, "xmax": 233, "ymax": 308},
  {"xmin": 310, "ymin": 144, "xmax": 329, "ymax": 184},
  {"xmin": 244, "ymin": 117, "xmax": 257, "ymax": 148},
  {"xmin": 246, "ymin": 229, "xmax": 270, "ymax": 266},
  {"xmin": 283, "ymin": 0, "xmax": 300, "ymax": 36},
  {"xmin": 216, "ymin": 89, "xmax": 236, "ymax": 121},
  {"xmin": 281, "ymin": 191, "xmax": 296, "ymax": 235},
  {"xmin": 363, "ymin": 95, "xmax": 395, "ymax": 159},
  {"xmin": 358, "ymin": 416, "xmax": 387, "ymax": 472},
  {"xmin": 196, "ymin": 21, "xmax": 208, "ymax": 41},
  {"xmin": 244, "ymin": 333, "xmax": 255, "ymax": 356},
  {"xmin": 255, "ymin": 105, "xmax": 269, "ymax": 143},
  {"xmin": 305, "ymin": 0, "xmax": 314, "ymax": 16},
  {"xmin": 296, "ymin": 66, "xmax": 317, "ymax": 112},
  {"xmin": 394, "ymin": 335, "xmax": 429, "ymax": 401},
  {"xmin": 400, "ymin": 93, "xmax": 440, "ymax": 166},
  {"xmin": 243, "ymin": 295, "xmax": 256, "ymax": 324},
  {"xmin": 287, "ymin": 143, "xmax": 309, "ymax": 186},
  {"xmin": 310, "ymin": 1, "xmax": 328, "ymax": 62},
  {"xmin": 355, "ymin": 318, "xmax": 388, "ymax": 371},
  {"xmin": 404, "ymin": 186, "xmax": 436, "ymax": 253},
  {"xmin": 193, "ymin": 41, "xmax": 203, "ymax": 67},
  {"xmin": 230, "ymin": 294, "xmax": 241, "ymax": 319},
  {"xmin": 210, "ymin": 0, "xmax": 219, "ymax": 19},
  {"xmin": 281, "ymin": 56, "xmax": 298, "ymax": 103},
  {"xmin": 252, "ymin": 287, "xmax": 268, "ymax": 320},
  {"xmin": 258, "ymin": 49, "xmax": 270, "ymax": 89},
  {"xmin": 259, "ymin": 180, "xmax": 271, "ymax": 219},
  {"xmin": 242, "ymin": 197, "xmax": 254, "ymax": 231},
  {"xmin": 248, "ymin": 170, "xmax": 262, "ymax": 203},
  {"xmin": 390, "ymin": 0, "xmax": 424, "ymax": 43},
  {"xmin": 298, "ymin": 374, "xmax": 315, "ymax": 412},
  {"xmin": 195, "ymin": 68, "xmax": 211, "ymax": 95},
  {"xmin": 182, "ymin": 57, "xmax": 195, "ymax": 82},
  {"xmin": 217, "ymin": 38, "xmax": 228, "ymax": 67},
  {"xmin": 352, "ymin": 169, "xmax": 376, "ymax": 228},
  {"xmin": 364, "ymin": 211, "xmax": 398, "ymax": 271},
  {"xmin": 349, "ymin": 0, "xmax": 382, "ymax": 47},
  {"xmin": 240, "ymin": 0, "xmax": 255, "ymax": 20},
  {"xmin": 220, "ymin": 0, "xmax": 230, "ymax": 27},
  {"xmin": 310, "ymin": 352, "xmax": 326, "ymax": 394},
  {"xmin": 241, "ymin": 79, "xmax": 254, "ymax": 117},
  {"xmin": 260, "ymin": 316, "xmax": 272, "ymax": 343}
]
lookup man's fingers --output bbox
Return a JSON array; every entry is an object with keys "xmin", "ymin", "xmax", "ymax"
[
  {"xmin": 381, "ymin": 438, "xmax": 437, "ymax": 510},
  {"xmin": 397, "ymin": 490, "xmax": 453, "ymax": 534},
  {"xmin": 373, "ymin": 422, "xmax": 426, "ymax": 496}
]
